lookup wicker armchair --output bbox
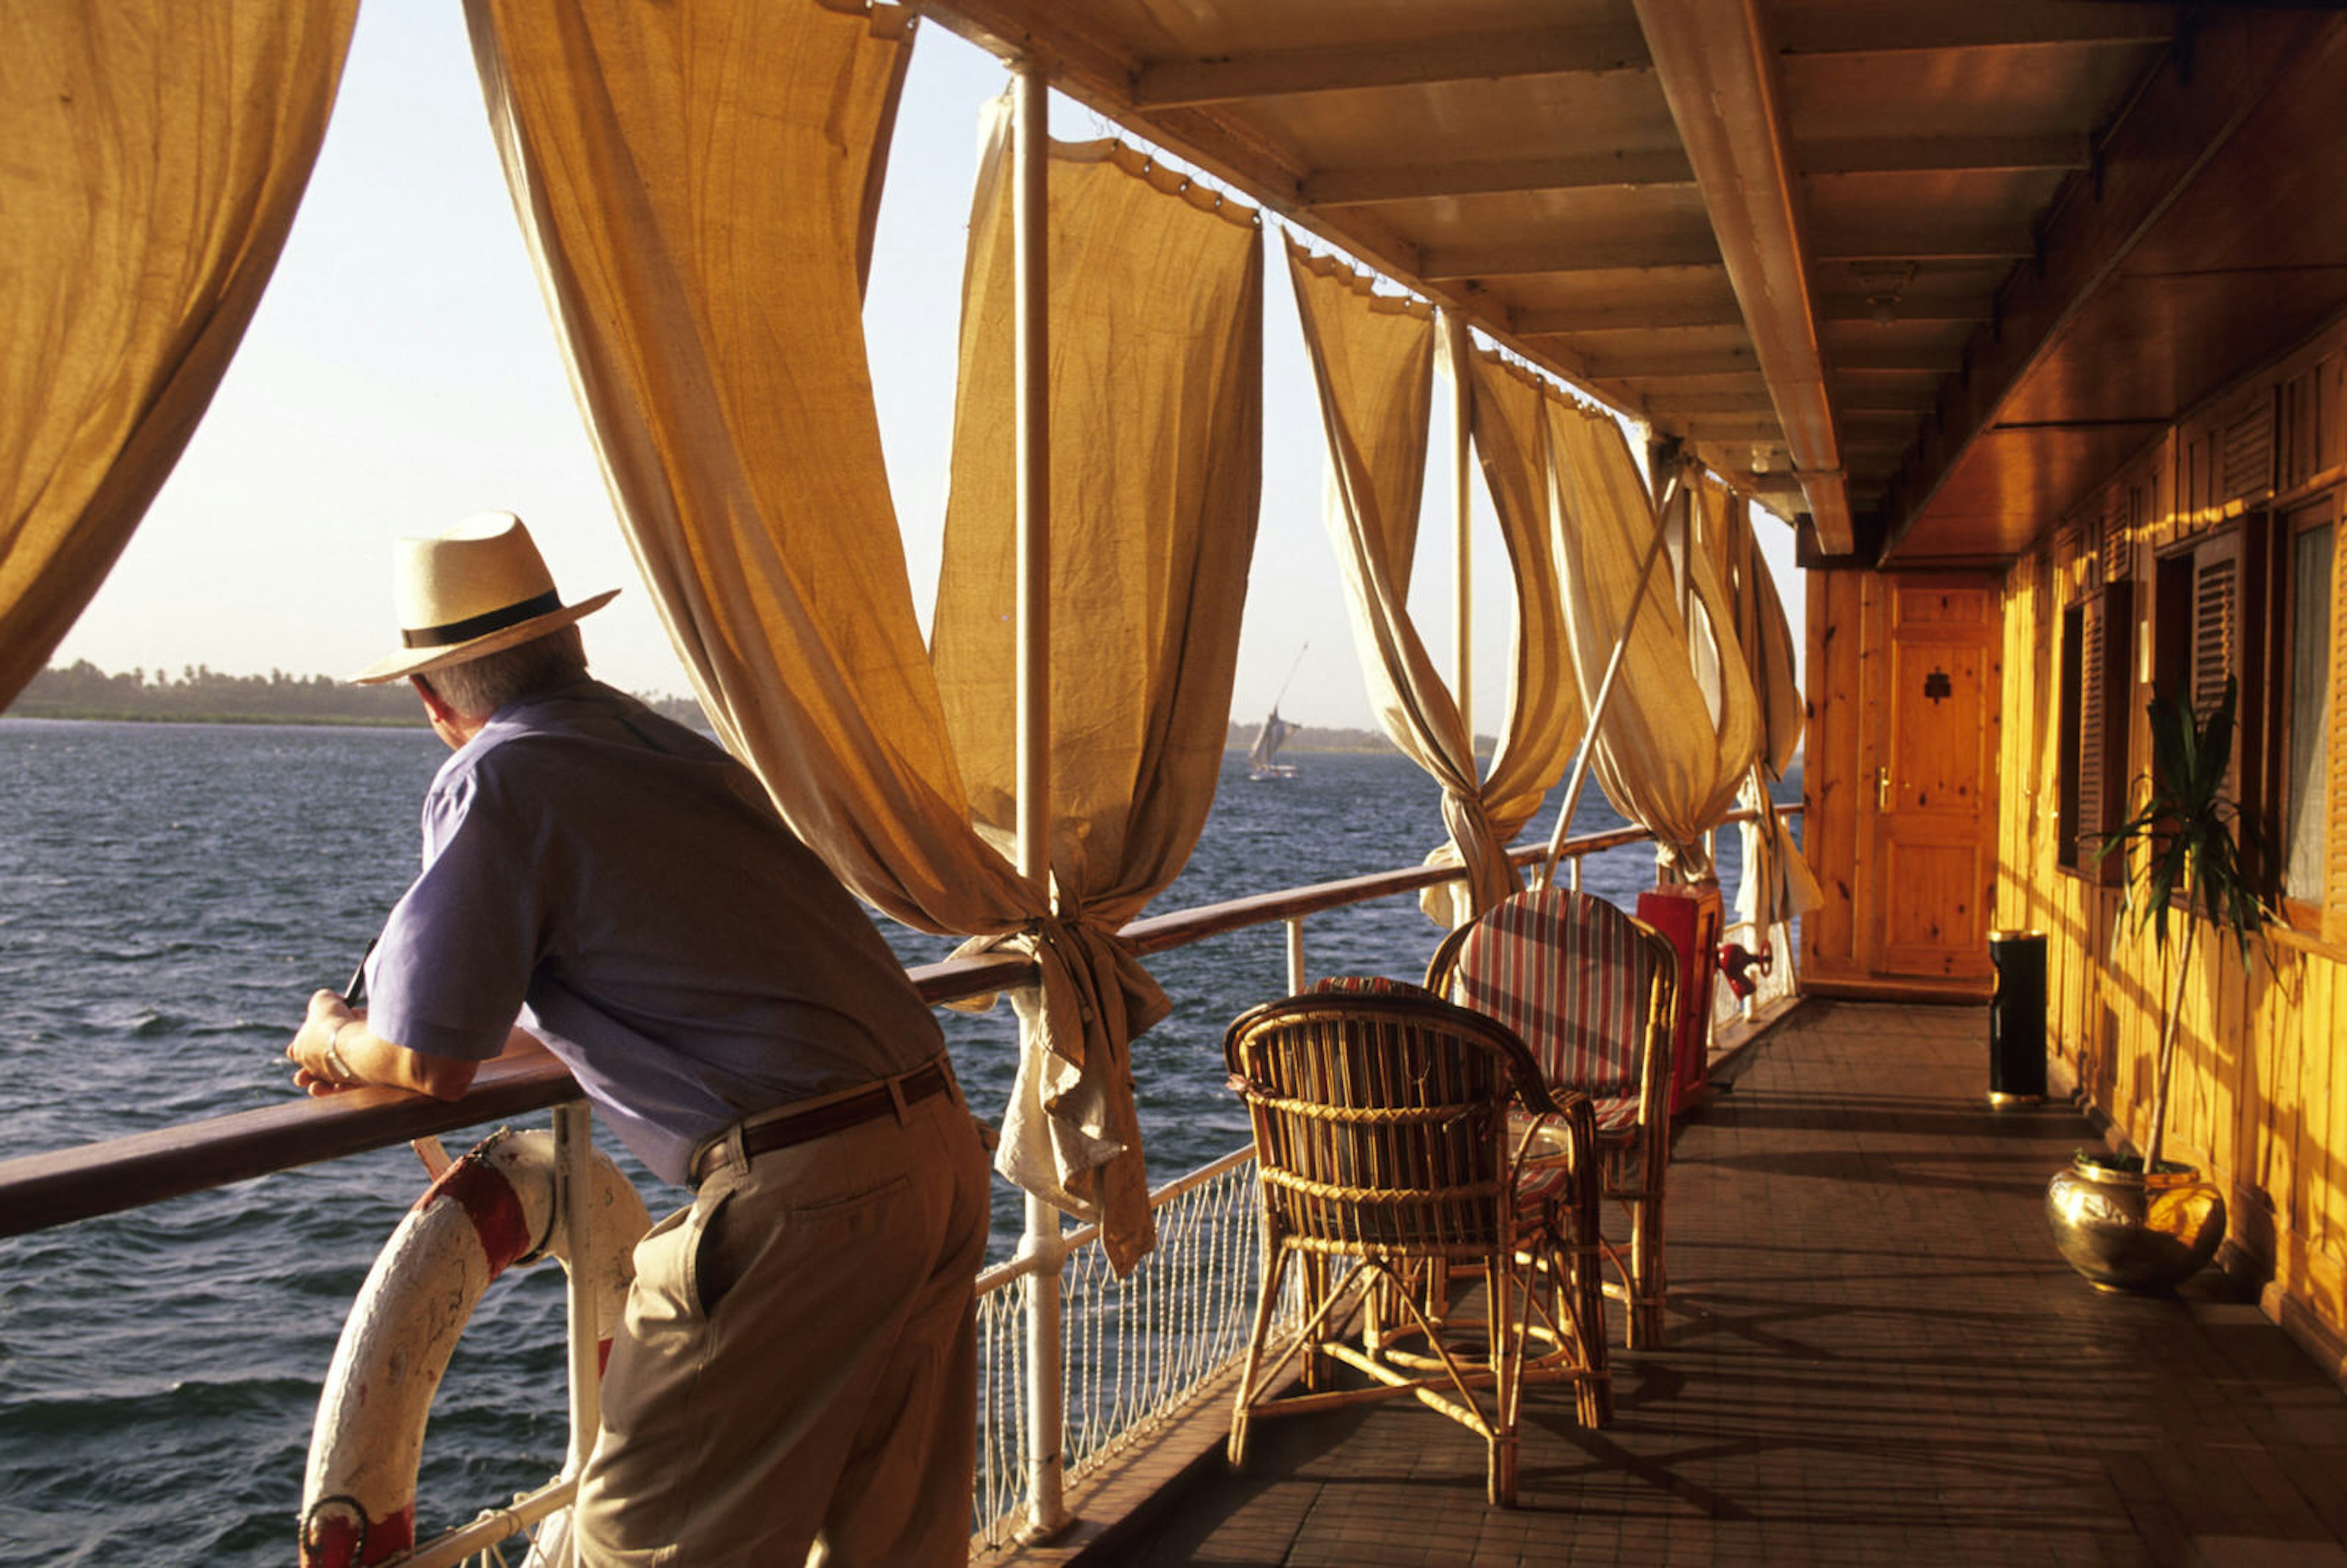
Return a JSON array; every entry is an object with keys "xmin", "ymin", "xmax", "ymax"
[
  {"xmin": 1222, "ymin": 981, "xmax": 1609, "ymax": 1508},
  {"xmin": 1428, "ymin": 889, "xmax": 1680, "ymax": 1350}
]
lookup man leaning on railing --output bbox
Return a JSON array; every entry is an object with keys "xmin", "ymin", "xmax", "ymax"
[{"xmin": 282, "ymin": 512, "xmax": 990, "ymax": 1566}]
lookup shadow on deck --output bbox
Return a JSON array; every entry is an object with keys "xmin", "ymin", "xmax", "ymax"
[{"xmin": 994, "ymin": 1000, "xmax": 2347, "ymax": 1567}]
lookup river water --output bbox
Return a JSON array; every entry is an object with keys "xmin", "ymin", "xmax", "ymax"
[{"xmin": 0, "ymin": 717, "xmax": 1779, "ymax": 1564}]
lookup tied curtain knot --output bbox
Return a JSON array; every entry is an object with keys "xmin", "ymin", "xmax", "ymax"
[{"xmin": 952, "ymin": 907, "xmax": 1165, "ymax": 1275}]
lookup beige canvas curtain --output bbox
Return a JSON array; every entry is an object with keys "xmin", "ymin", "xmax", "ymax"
[
  {"xmin": 469, "ymin": 0, "xmax": 1261, "ymax": 1272},
  {"xmin": 1415, "ymin": 349, "xmax": 1590, "ymax": 926},
  {"xmin": 0, "ymin": 0, "xmax": 358, "ymax": 708},
  {"xmin": 936, "ymin": 111, "xmax": 1264, "ymax": 1264},
  {"xmin": 1552, "ymin": 414, "xmax": 1761, "ymax": 880},
  {"xmin": 1692, "ymin": 481, "xmax": 1801, "ymax": 775},
  {"xmin": 1691, "ymin": 481, "xmax": 1821, "ymax": 930},
  {"xmin": 1288, "ymin": 245, "xmax": 1576, "ymax": 926}
]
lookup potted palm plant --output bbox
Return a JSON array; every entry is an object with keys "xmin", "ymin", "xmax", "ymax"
[{"xmin": 2045, "ymin": 676, "xmax": 2275, "ymax": 1292}]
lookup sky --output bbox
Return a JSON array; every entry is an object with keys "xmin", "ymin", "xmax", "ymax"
[{"xmin": 51, "ymin": 5, "xmax": 1804, "ymax": 738}]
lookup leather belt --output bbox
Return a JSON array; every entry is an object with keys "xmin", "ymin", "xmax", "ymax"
[{"xmin": 692, "ymin": 1058, "xmax": 952, "ymax": 1187}]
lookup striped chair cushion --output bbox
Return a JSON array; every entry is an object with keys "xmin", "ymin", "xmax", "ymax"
[
  {"xmin": 1455, "ymin": 889, "xmax": 1658, "ymax": 1107},
  {"xmin": 1309, "ymin": 976, "xmax": 1438, "ymax": 1001},
  {"xmin": 1514, "ymin": 1157, "xmax": 1579, "ymax": 1216}
]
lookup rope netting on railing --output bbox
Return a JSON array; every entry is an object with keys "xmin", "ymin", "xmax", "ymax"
[
  {"xmin": 971, "ymin": 1149, "xmax": 1365, "ymax": 1548},
  {"xmin": 1059, "ymin": 1152, "xmax": 1260, "ymax": 1482},
  {"xmin": 974, "ymin": 1272, "xmax": 1034, "ymax": 1547}
]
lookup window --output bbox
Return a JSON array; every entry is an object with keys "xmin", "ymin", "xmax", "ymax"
[
  {"xmin": 2153, "ymin": 527, "xmax": 2253, "ymax": 822},
  {"xmin": 2150, "ymin": 495, "xmax": 2339, "ymax": 925},
  {"xmin": 2279, "ymin": 502, "xmax": 2334, "ymax": 910}
]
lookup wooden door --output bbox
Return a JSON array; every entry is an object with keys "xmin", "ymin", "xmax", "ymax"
[
  {"xmin": 1867, "ymin": 577, "xmax": 2003, "ymax": 983},
  {"xmin": 1803, "ymin": 568, "xmax": 2004, "ymax": 997}
]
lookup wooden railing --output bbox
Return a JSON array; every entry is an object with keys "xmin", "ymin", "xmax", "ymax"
[{"xmin": 0, "ymin": 810, "xmax": 1791, "ymax": 1242}]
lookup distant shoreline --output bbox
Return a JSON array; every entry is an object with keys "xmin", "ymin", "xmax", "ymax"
[
  {"xmin": 9, "ymin": 663, "xmax": 1436, "ymax": 752},
  {"xmin": 6, "ymin": 660, "xmax": 708, "ymax": 730},
  {"xmin": 1, "ymin": 709, "xmax": 425, "ymax": 729},
  {"xmin": 1, "ymin": 709, "xmax": 1403, "ymax": 750}
]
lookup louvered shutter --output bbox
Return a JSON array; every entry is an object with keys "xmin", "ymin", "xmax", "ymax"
[
  {"xmin": 2086, "ymin": 582, "xmax": 2131, "ymax": 885},
  {"xmin": 2192, "ymin": 543, "xmax": 2239, "ymax": 717},
  {"xmin": 2191, "ymin": 532, "xmax": 2246, "ymax": 810},
  {"xmin": 2221, "ymin": 393, "xmax": 2276, "ymax": 507},
  {"xmin": 2327, "ymin": 507, "xmax": 2347, "ymax": 939},
  {"xmin": 2076, "ymin": 592, "xmax": 2108, "ymax": 871}
]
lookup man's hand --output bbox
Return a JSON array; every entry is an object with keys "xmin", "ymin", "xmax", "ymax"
[
  {"xmin": 287, "ymin": 989, "xmax": 364, "ymax": 1096},
  {"xmin": 284, "ymin": 991, "xmax": 484, "ymax": 1100}
]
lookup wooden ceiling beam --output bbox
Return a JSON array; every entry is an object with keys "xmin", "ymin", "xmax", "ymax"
[
  {"xmin": 1813, "ymin": 224, "xmax": 2035, "ymax": 265},
  {"xmin": 1829, "ymin": 346, "xmax": 1966, "ymax": 373},
  {"xmin": 1302, "ymin": 149, "xmax": 1694, "ymax": 207},
  {"xmin": 914, "ymin": 0, "xmax": 1659, "ymax": 434},
  {"xmin": 1800, "ymin": 134, "xmax": 2093, "ymax": 178},
  {"xmin": 1646, "ymin": 390, "xmax": 1781, "ymax": 416},
  {"xmin": 1774, "ymin": 2, "xmax": 2178, "ymax": 57},
  {"xmin": 1834, "ymin": 385, "xmax": 1942, "ymax": 413},
  {"xmin": 1584, "ymin": 348, "xmax": 1761, "ymax": 378},
  {"xmin": 1816, "ymin": 300, "xmax": 1991, "ymax": 326},
  {"xmin": 1634, "ymin": 0, "xmax": 1851, "ymax": 552},
  {"xmin": 1133, "ymin": 24, "xmax": 1650, "ymax": 109},
  {"xmin": 1422, "ymin": 236, "xmax": 1720, "ymax": 280},
  {"xmin": 1515, "ymin": 300, "xmax": 1744, "ymax": 334},
  {"xmin": 1675, "ymin": 414, "xmax": 1790, "ymax": 442}
]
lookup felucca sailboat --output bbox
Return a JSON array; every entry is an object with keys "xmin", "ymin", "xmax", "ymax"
[{"xmin": 1246, "ymin": 644, "xmax": 1304, "ymax": 780}]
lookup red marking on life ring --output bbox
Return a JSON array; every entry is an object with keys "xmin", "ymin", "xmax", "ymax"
[
  {"xmin": 299, "ymin": 1497, "xmax": 413, "ymax": 1568},
  {"xmin": 423, "ymin": 1153, "xmax": 534, "ymax": 1275},
  {"xmin": 362, "ymin": 1504, "xmax": 415, "ymax": 1566}
]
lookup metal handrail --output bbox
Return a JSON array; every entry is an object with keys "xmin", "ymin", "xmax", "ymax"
[{"xmin": 0, "ymin": 805, "xmax": 1796, "ymax": 1242}]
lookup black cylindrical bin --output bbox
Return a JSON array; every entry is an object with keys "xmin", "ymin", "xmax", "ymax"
[{"xmin": 1988, "ymin": 929, "xmax": 2048, "ymax": 1106}]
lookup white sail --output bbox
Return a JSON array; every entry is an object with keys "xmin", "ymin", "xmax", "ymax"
[{"xmin": 1247, "ymin": 706, "xmax": 1298, "ymax": 778}]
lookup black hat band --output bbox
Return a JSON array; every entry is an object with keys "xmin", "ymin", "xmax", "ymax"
[{"xmin": 401, "ymin": 590, "xmax": 565, "ymax": 649}]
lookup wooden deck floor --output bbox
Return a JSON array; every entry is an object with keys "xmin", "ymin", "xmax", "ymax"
[{"xmin": 1018, "ymin": 1000, "xmax": 2347, "ymax": 1567}]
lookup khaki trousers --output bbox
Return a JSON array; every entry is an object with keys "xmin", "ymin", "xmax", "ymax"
[{"xmin": 574, "ymin": 1083, "xmax": 991, "ymax": 1566}]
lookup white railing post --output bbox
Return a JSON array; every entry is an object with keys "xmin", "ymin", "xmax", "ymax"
[
  {"xmin": 1015, "ymin": 1198, "xmax": 1066, "ymax": 1541},
  {"xmin": 1284, "ymin": 916, "xmax": 1306, "ymax": 995},
  {"xmin": 1010, "ymin": 56, "xmax": 1068, "ymax": 1545},
  {"xmin": 1442, "ymin": 308, "xmax": 1472, "ymax": 731},
  {"xmin": 553, "ymin": 1101, "xmax": 600, "ymax": 1476}
]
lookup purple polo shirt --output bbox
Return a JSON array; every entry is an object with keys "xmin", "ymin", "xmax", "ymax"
[{"xmin": 364, "ymin": 679, "xmax": 943, "ymax": 1184}]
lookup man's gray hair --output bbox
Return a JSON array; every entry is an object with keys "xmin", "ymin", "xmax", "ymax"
[{"xmin": 421, "ymin": 626, "xmax": 587, "ymax": 720}]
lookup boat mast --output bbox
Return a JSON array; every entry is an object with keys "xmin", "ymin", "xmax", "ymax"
[{"xmin": 1268, "ymin": 641, "xmax": 1307, "ymax": 716}]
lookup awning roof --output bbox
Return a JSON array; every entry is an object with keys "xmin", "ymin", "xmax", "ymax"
[{"xmin": 919, "ymin": 0, "xmax": 2347, "ymax": 568}]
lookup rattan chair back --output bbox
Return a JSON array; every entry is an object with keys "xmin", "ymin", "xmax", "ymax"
[
  {"xmin": 1224, "ymin": 986, "xmax": 1551, "ymax": 1264},
  {"xmin": 1219, "ymin": 983, "xmax": 1602, "ymax": 1505}
]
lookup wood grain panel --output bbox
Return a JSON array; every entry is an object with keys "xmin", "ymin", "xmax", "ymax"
[{"xmin": 1996, "ymin": 392, "xmax": 2347, "ymax": 1371}]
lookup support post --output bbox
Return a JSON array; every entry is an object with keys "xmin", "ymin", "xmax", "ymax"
[
  {"xmin": 1285, "ymin": 916, "xmax": 1307, "ymax": 995},
  {"xmin": 1009, "ymin": 57, "xmax": 1068, "ymax": 1547},
  {"xmin": 1442, "ymin": 309, "xmax": 1474, "ymax": 738},
  {"xmin": 554, "ymin": 1101, "xmax": 600, "ymax": 1476}
]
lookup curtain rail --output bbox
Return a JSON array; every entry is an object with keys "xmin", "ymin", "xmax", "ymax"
[{"xmin": 0, "ymin": 807, "xmax": 1795, "ymax": 1241}]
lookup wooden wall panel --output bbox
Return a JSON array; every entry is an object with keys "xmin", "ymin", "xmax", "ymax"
[
  {"xmin": 1803, "ymin": 570, "xmax": 1865, "ymax": 976},
  {"xmin": 1988, "ymin": 309, "xmax": 2347, "ymax": 1373}
]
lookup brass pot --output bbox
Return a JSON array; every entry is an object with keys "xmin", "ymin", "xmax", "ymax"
[{"xmin": 2044, "ymin": 1153, "xmax": 2225, "ymax": 1293}]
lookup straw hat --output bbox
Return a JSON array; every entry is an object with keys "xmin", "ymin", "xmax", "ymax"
[{"xmin": 352, "ymin": 512, "xmax": 619, "ymax": 684}]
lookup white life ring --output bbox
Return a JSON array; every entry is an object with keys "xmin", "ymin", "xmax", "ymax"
[{"xmin": 299, "ymin": 1127, "xmax": 650, "ymax": 1568}]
